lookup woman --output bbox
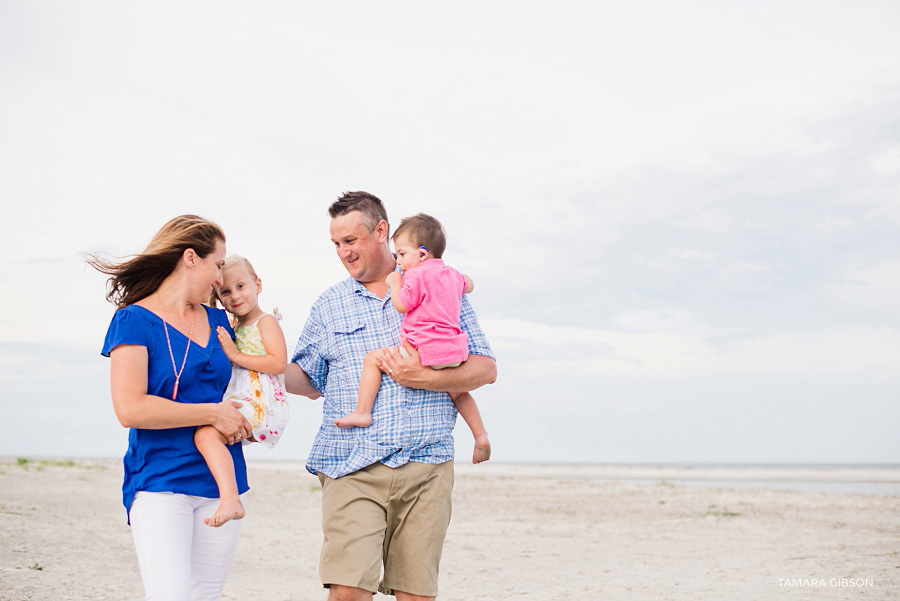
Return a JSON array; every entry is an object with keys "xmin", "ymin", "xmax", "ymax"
[{"xmin": 87, "ymin": 215, "xmax": 252, "ymax": 601}]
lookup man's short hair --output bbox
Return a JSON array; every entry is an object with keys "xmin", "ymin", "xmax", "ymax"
[
  {"xmin": 328, "ymin": 191, "xmax": 389, "ymax": 233},
  {"xmin": 392, "ymin": 213, "xmax": 447, "ymax": 259}
]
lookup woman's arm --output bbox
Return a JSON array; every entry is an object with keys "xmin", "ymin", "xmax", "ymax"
[
  {"xmin": 377, "ymin": 339, "xmax": 497, "ymax": 393},
  {"xmin": 216, "ymin": 314, "xmax": 287, "ymax": 374},
  {"xmin": 110, "ymin": 345, "xmax": 251, "ymax": 438}
]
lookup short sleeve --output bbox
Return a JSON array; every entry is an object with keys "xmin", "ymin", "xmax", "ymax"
[
  {"xmin": 397, "ymin": 269, "xmax": 425, "ymax": 312},
  {"xmin": 291, "ymin": 304, "xmax": 328, "ymax": 394},
  {"xmin": 454, "ymin": 269, "xmax": 468, "ymax": 296},
  {"xmin": 459, "ymin": 295, "xmax": 494, "ymax": 359},
  {"xmin": 101, "ymin": 307, "xmax": 150, "ymax": 357}
]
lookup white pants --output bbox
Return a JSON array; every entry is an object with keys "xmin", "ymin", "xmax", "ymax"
[{"xmin": 130, "ymin": 491, "xmax": 243, "ymax": 601}]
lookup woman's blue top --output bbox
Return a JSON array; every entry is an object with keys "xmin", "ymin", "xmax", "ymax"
[{"xmin": 102, "ymin": 304, "xmax": 249, "ymax": 520}]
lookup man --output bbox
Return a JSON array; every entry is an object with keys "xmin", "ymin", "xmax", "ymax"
[{"xmin": 285, "ymin": 191, "xmax": 497, "ymax": 601}]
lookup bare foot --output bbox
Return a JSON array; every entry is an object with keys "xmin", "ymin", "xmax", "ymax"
[
  {"xmin": 472, "ymin": 433, "xmax": 491, "ymax": 464},
  {"xmin": 204, "ymin": 498, "xmax": 245, "ymax": 527},
  {"xmin": 334, "ymin": 411, "xmax": 373, "ymax": 429}
]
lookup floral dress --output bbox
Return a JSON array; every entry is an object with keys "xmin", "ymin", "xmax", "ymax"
[{"xmin": 223, "ymin": 312, "xmax": 289, "ymax": 449}]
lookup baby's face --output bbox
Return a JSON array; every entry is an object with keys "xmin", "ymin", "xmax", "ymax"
[
  {"xmin": 393, "ymin": 232, "xmax": 426, "ymax": 273},
  {"xmin": 216, "ymin": 266, "xmax": 260, "ymax": 317}
]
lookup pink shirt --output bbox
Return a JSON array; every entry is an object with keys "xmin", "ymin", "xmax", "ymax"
[{"xmin": 396, "ymin": 259, "xmax": 469, "ymax": 367}]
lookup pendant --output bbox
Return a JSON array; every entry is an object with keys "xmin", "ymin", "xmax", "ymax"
[{"xmin": 173, "ymin": 379, "xmax": 179, "ymax": 400}]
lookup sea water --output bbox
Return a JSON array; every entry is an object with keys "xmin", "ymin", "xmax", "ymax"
[{"xmin": 588, "ymin": 463, "xmax": 900, "ymax": 496}]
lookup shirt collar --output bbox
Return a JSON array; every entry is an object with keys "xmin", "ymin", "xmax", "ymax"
[{"xmin": 349, "ymin": 276, "xmax": 390, "ymax": 302}]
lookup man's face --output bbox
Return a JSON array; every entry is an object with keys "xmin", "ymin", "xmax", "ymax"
[{"xmin": 330, "ymin": 211, "xmax": 388, "ymax": 283}]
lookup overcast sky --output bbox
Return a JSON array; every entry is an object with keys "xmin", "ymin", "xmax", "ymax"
[{"xmin": 2, "ymin": 1, "xmax": 898, "ymax": 465}]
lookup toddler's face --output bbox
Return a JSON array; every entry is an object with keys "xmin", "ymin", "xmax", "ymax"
[
  {"xmin": 393, "ymin": 232, "xmax": 427, "ymax": 272},
  {"xmin": 216, "ymin": 266, "xmax": 260, "ymax": 317}
]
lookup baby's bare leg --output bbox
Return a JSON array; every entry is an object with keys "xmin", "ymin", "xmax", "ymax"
[
  {"xmin": 194, "ymin": 425, "xmax": 245, "ymax": 527},
  {"xmin": 335, "ymin": 349, "xmax": 383, "ymax": 429},
  {"xmin": 450, "ymin": 391, "xmax": 491, "ymax": 463}
]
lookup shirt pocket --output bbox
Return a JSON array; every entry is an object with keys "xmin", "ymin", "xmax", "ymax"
[
  {"xmin": 326, "ymin": 320, "xmax": 367, "ymax": 407},
  {"xmin": 332, "ymin": 319, "xmax": 365, "ymax": 340}
]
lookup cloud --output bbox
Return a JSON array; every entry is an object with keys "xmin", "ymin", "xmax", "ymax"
[
  {"xmin": 482, "ymin": 317, "xmax": 900, "ymax": 381},
  {"xmin": 674, "ymin": 209, "xmax": 732, "ymax": 233},
  {"xmin": 718, "ymin": 262, "xmax": 769, "ymax": 281},
  {"xmin": 610, "ymin": 308, "xmax": 706, "ymax": 333},
  {"xmin": 824, "ymin": 258, "xmax": 900, "ymax": 320},
  {"xmin": 0, "ymin": 343, "xmax": 106, "ymax": 393},
  {"xmin": 871, "ymin": 146, "xmax": 900, "ymax": 175},
  {"xmin": 667, "ymin": 248, "xmax": 717, "ymax": 260},
  {"xmin": 844, "ymin": 258, "xmax": 900, "ymax": 287}
]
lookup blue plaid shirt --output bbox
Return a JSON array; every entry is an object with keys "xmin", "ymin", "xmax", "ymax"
[{"xmin": 292, "ymin": 276, "xmax": 494, "ymax": 478}]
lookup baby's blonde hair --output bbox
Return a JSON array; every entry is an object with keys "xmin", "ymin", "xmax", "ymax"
[{"xmin": 209, "ymin": 253, "xmax": 259, "ymax": 308}]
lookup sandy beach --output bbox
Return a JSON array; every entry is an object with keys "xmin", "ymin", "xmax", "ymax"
[{"xmin": 1, "ymin": 458, "xmax": 898, "ymax": 601}]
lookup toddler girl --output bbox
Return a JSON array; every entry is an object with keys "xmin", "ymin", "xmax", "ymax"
[
  {"xmin": 195, "ymin": 254, "xmax": 289, "ymax": 527},
  {"xmin": 335, "ymin": 213, "xmax": 491, "ymax": 463}
]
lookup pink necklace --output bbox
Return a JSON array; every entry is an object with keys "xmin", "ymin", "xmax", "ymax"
[{"xmin": 161, "ymin": 308, "xmax": 196, "ymax": 400}]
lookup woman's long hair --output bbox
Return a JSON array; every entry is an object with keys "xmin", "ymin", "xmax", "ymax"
[{"xmin": 85, "ymin": 215, "xmax": 225, "ymax": 308}]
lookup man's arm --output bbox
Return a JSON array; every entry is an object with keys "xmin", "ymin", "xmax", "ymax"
[
  {"xmin": 286, "ymin": 303, "xmax": 327, "ymax": 400},
  {"xmin": 377, "ymin": 339, "xmax": 496, "ymax": 393},
  {"xmin": 285, "ymin": 362, "xmax": 322, "ymax": 399}
]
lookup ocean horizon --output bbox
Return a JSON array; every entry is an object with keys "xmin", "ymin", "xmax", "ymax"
[{"xmin": 7, "ymin": 456, "xmax": 900, "ymax": 496}]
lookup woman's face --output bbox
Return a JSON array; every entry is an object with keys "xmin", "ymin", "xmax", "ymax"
[{"xmin": 191, "ymin": 238, "xmax": 226, "ymax": 302}]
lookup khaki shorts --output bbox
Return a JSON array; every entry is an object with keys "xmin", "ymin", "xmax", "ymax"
[{"xmin": 317, "ymin": 460, "xmax": 454, "ymax": 596}]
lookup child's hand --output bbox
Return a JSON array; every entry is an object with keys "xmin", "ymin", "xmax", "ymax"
[
  {"xmin": 217, "ymin": 326, "xmax": 239, "ymax": 361},
  {"xmin": 386, "ymin": 271, "xmax": 402, "ymax": 288}
]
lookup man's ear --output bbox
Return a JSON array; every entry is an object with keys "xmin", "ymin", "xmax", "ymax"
[{"xmin": 375, "ymin": 219, "xmax": 389, "ymax": 244}]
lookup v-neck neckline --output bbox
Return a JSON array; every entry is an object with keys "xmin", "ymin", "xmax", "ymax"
[{"xmin": 133, "ymin": 304, "xmax": 214, "ymax": 349}]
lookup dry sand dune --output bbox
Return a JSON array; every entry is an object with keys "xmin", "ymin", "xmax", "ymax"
[{"xmin": 1, "ymin": 458, "xmax": 898, "ymax": 600}]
